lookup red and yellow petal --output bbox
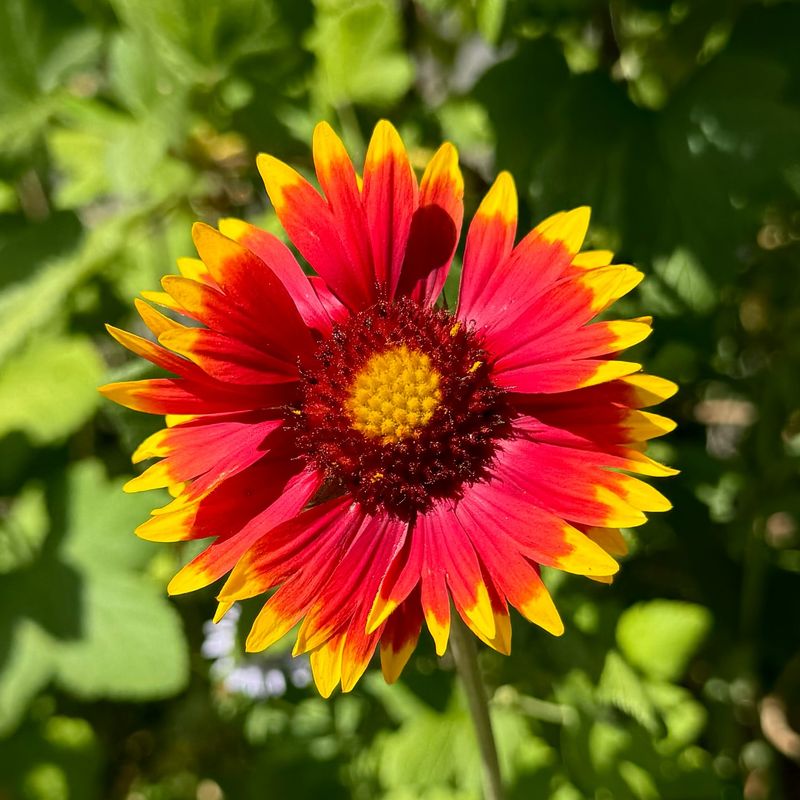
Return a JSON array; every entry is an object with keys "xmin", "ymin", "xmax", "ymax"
[
  {"xmin": 309, "ymin": 632, "xmax": 348, "ymax": 699},
  {"xmin": 583, "ymin": 526, "xmax": 629, "ymax": 558},
  {"xmin": 459, "ymin": 476, "xmax": 619, "ymax": 578},
  {"xmin": 490, "ymin": 319, "xmax": 652, "ymax": 387},
  {"xmin": 158, "ymin": 327, "xmax": 299, "ymax": 385},
  {"xmin": 481, "ymin": 263, "xmax": 645, "ymax": 359},
  {"xmin": 167, "ymin": 467, "xmax": 323, "ymax": 595},
  {"xmin": 493, "ymin": 358, "xmax": 642, "ymax": 395},
  {"xmin": 439, "ymin": 517, "xmax": 496, "ymax": 642},
  {"xmin": 126, "ymin": 415, "xmax": 283, "ymax": 492},
  {"xmin": 458, "ymin": 205, "xmax": 591, "ymax": 331},
  {"xmin": 457, "ymin": 172, "xmax": 517, "ymax": 320},
  {"xmin": 340, "ymin": 615, "xmax": 384, "ymax": 693},
  {"xmin": 159, "ymin": 274, "xmax": 296, "ymax": 361},
  {"xmin": 313, "ymin": 122, "xmax": 375, "ymax": 296},
  {"xmin": 621, "ymin": 374, "xmax": 679, "ymax": 407},
  {"xmin": 534, "ymin": 206, "xmax": 591, "ymax": 256},
  {"xmin": 516, "ymin": 373, "xmax": 678, "ymax": 416},
  {"xmin": 471, "ymin": 584, "xmax": 512, "ymax": 655},
  {"xmin": 257, "ymin": 152, "xmax": 374, "ymax": 311},
  {"xmin": 218, "ymin": 217, "xmax": 335, "ymax": 334},
  {"xmin": 192, "ymin": 223, "xmax": 314, "ymax": 360},
  {"xmin": 572, "ymin": 249, "xmax": 614, "ymax": 269},
  {"xmin": 458, "ymin": 503, "xmax": 565, "ymax": 637},
  {"xmin": 412, "ymin": 504, "xmax": 457, "ymax": 654},
  {"xmin": 99, "ymin": 377, "xmax": 292, "ymax": 416},
  {"xmin": 177, "ymin": 256, "xmax": 215, "ymax": 286},
  {"xmin": 366, "ymin": 523, "xmax": 424, "ymax": 634},
  {"xmin": 514, "ymin": 407, "xmax": 676, "ymax": 458},
  {"xmin": 104, "ymin": 323, "xmax": 198, "ymax": 380},
  {"xmin": 362, "ymin": 120, "xmax": 418, "ymax": 296},
  {"xmin": 491, "ymin": 432, "xmax": 672, "ymax": 529},
  {"xmin": 245, "ymin": 579, "xmax": 320, "ymax": 654},
  {"xmin": 134, "ymin": 297, "xmax": 181, "ymax": 336},
  {"xmin": 219, "ymin": 496, "xmax": 362, "ymax": 605},
  {"xmin": 294, "ymin": 514, "xmax": 406, "ymax": 654},
  {"xmin": 380, "ymin": 590, "xmax": 423, "ymax": 683},
  {"xmin": 397, "ymin": 141, "xmax": 464, "ymax": 304}
]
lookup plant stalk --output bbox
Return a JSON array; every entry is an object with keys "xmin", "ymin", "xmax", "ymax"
[{"xmin": 449, "ymin": 615, "xmax": 505, "ymax": 800}]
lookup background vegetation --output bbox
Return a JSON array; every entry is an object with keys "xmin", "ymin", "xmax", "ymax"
[{"xmin": 1, "ymin": 0, "xmax": 799, "ymax": 798}]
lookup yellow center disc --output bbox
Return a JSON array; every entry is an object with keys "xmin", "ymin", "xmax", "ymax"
[{"xmin": 345, "ymin": 345, "xmax": 442, "ymax": 444}]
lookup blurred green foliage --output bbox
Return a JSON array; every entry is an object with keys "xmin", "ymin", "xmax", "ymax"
[{"xmin": 1, "ymin": 0, "xmax": 799, "ymax": 798}]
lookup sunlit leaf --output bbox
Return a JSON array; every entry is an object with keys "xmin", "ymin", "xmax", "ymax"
[
  {"xmin": 0, "ymin": 461, "xmax": 187, "ymax": 734},
  {"xmin": 0, "ymin": 336, "xmax": 104, "ymax": 444},
  {"xmin": 616, "ymin": 601, "xmax": 712, "ymax": 683},
  {"xmin": 307, "ymin": 0, "xmax": 413, "ymax": 107}
]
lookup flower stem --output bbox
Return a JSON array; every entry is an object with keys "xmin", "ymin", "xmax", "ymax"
[{"xmin": 449, "ymin": 615, "xmax": 505, "ymax": 800}]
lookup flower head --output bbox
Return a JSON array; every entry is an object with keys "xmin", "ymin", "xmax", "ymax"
[{"xmin": 101, "ymin": 120, "xmax": 676, "ymax": 697}]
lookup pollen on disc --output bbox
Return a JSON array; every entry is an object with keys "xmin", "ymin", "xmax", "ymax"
[{"xmin": 345, "ymin": 345, "xmax": 442, "ymax": 443}]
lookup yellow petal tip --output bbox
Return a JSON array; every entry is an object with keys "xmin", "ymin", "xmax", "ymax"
[{"xmin": 537, "ymin": 206, "xmax": 591, "ymax": 253}]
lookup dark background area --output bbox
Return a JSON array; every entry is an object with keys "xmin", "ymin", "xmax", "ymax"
[{"xmin": 0, "ymin": 0, "xmax": 799, "ymax": 798}]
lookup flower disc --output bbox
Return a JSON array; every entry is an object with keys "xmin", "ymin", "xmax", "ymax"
[{"xmin": 295, "ymin": 297, "xmax": 509, "ymax": 518}]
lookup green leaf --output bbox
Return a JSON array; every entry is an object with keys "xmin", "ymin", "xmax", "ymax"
[
  {"xmin": 38, "ymin": 28, "xmax": 102, "ymax": 94},
  {"xmin": 616, "ymin": 601, "xmax": 712, "ymax": 682},
  {"xmin": 370, "ymin": 680, "xmax": 554, "ymax": 796},
  {"xmin": 598, "ymin": 650, "xmax": 661, "ymax": 735},
  {"xmin": 108, "ymin": 30, "xmax": 170, "ymax": 116},
  {"xmin": 619, "ymin": 760, "xmax": 660, "ymax": 800},
  {"xmin": 0, "ymin": 461, "xmax": 186, "ymax": 734},
  {"xmin": 0, "ymin": 1, "xmax": 103, "ymax": 159},
  {"xmin": 51, "ymin": 461, "xmax": 186, "ymax": 699},
  {"xmin": 307, "ymin": 0, "xmax": 413, "ymax": 107},
  {"xmin": 587, "ymin": 719, "xmax": 631, "ymax": 774},
  {"xmin": 48, "ymin": 97, "xmax": 192, "ymax": 210},
  {"xmin": 0, "ymin": 482, "xmax": 48, "ymax": 574},
  {"xmin": 647, "ymin": 682, "xmax": 707, "ymax": 754},
  {"xmin": 0, "ymin": 211, "xmax": 144, "ymax": 368},
  {"xmin": 437, "ymin": 99, "xmax": 494, "ymax": 164},
  {"xmin": 53, "ymin": 571, "xmax": 187, "ymax": 700},
  {"xmin": 377, "ymin": 709, "xmax": 468, "ymax": 793},
  {"xmin": 0, "ymin": 619, "xmax": 54, "ymax": 737},
  {"xmin": 0, "ymin": 336, "xmax": 104, "ymax": 444},
  {"xmin": 47, "ymin": 125, "xmax": 115, "ymax": 209},
  {"xmin": 640, "ymin": 248, "xmax": 717, "ymax": 316},
  {"xmin": 108, "ymin": 0, "xmax": 213, "ymax": 86},
  {"xmin": 0, "ymin": 0, "xmax": 44, "ymax": 104},
  {"xmin": 476, "ymin": 0, "xmax": 506, "ymax": 45},
  {"xmin": 60, "ymin": 460, "xmax": 167, "ymax": 574}
]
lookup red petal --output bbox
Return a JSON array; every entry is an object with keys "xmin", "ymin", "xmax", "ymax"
[
  {"xmin": 413, "ymin": 504, "xmax": 452, "ymax": 655},
  {"xmin": 313, "ymin": 122, "xmax": 375, "ymax": 298},
  {"xmin": 219, "ymin": 218, "xmax": 335, "ymax": 335},
  {"xmin": 258, "ymin": 153, "xmax": 374, "ymax": 311},
  {"xmin": 167, "ymin": 466, "xmax": 323, "ymax": 594},
  {"xmin": 457, "ymin": 172, "xmax": 517, "ymax": 320},
  {"xmin": 222, "ymin": 497, "xmax": 360, "ymax": 597},
  {"xmin": 99, "ymin": 378, "xmax": 295, "ymax": 415},
  {"xmin": 362, "ymin": 120, "xmax": 418, "ymax": 297},
  {"xmin": 296, "ymin": 513, "xmax": 407, "ymax": 653},
  {"xmin": 127, "ymin": 414, "xmax": 284, "ymax": 491},
  {"xmin": 397, "ymin": 142, "xmax": 464, "ymax": 305},
  {"xmin": 380, "ymin": 590, "xmax": 423, "ymax": 683},
  {"xmin": 158, "ymin": 328, "xmax": 299, "ymax": 385},
  {"xmin": 461, "ymin": 208, "xmax": 589, "ymax": 331},
  {"xmin": 192, "ymin": 223, "xmax": 314, "ymax": 360}
]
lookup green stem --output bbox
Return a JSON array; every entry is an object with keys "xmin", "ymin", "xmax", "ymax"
[{"xmin": 449, "ymin": 615, "xmax": 505, "ymax": 800}]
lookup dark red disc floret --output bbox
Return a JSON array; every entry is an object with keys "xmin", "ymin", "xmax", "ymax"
[{"xmin": 290, "ymin": 297, "xmax": 511, "ymax": 520}]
